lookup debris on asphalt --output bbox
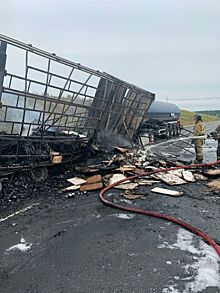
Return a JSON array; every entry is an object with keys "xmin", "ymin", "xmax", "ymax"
[
  {"xmin": 169, "ymin": 169, "xmax": 185, "ymax": 178},
  {"xmin": 65, "ymin": 192, "xmax": 76, "ymax": 198},
  {"xmin": 204, "ymin": 169, "xmax": 220, "ymax": 176},
  {"xmin": 151, "ymin": 187, "xmax": 184, "ymax": 197},
  {"xmin": 113, "ymin": 213, "xmax": 135, "ymax": 219},
  {"xmin": 113, "ymin": 182, "xmax": 139, "ymax": 190},
  {"xmin": 137, "ymin": 179, "xmax": 160, "ymax": 186},
  {"xmin": 182, "ymin": 170, "xmax": 196, "ymax": 182},
  {"xmin": 86, "ymin": 175, "xmax": 102, "ymax": 184},
  {"xmin": 207, "ymin": 180, "xmax": 220, "ymax": 191},
  {"xmin": 6, "ymin": 237, "xmax": 32, "ymax": 253},
  {"xmin": 109, "ymin": 174, "xmax": 129, "ymax": 184},
  {"xmin": 122, "ymin": 190, "xmax": 145, "ymax": 200},
  {"xmin": 80, "ymin": 182, "xmax": 103, "ymax": 191},
  {"xmin": 115, "ymin": 165, "xmax": 136, "ymax": 173},
  {"xmin": 62, "ymin": 185, "xmax": 81, "ymax": 192},
  {"xmin": 108, "ymin": 173, "xmax": 139, "ymax": 190},
  {"xmin": 134, "ymin": 168, "xmax": 146, "ymax": 175},
  {"xmin": 50, "ymin": 151, "xmax": 63, "ymax": 164},
  {"xmin": 79, "ymin": 174, "xmax": 103, "ymax": 191},
  {"xmin": 67, "ymin": 177, "xmax": 87, "ymax": 185},
  {"xmin": 193, "ymin": 173, "xmax": 208, "ymax": 181},
  {"xmin": 1, "ymin": 135, "xmax": 219, "ymax": 207},
  {"xmin": 154, "ymin": 171, "xmax": 187, "ymax": 185}
]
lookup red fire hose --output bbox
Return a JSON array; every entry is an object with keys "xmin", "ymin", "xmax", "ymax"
[{"xmin": 99, "ymin": 160, "xmax": 220, "ymax": 258}]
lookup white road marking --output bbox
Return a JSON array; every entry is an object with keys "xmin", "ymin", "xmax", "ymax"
[{"xmin": 0, "ymin": 203, "xmax": 39, "ymax": 223}]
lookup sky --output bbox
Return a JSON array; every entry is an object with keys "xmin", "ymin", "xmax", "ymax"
[{"xmin": 0, "ymin": 0, "xmax": 220, "ymax": 111}]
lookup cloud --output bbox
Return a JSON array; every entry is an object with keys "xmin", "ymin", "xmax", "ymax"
[{"xmin": 0, "ymin": 0, "xmax": 220, "ymax": 110}]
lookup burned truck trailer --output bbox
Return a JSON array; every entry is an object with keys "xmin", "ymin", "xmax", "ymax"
[
  {"xmin": 138, "ymin": 101, "xmax": 181, "ymax": 141},
  {"xmin": 0, "ymin": 35, "xmax": 155, "ymax": 177}
]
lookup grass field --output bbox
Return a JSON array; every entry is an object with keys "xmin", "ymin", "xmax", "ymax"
[{"xmin": 180, "ymin": 110, "xmax": 220, "ymax": 126}]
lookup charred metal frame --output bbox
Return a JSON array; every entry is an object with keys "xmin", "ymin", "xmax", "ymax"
[{"xmin": 0, "ymin": 34, "xmax": 155, "ymax": 175}]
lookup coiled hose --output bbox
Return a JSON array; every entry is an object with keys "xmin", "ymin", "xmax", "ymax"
[{"xmin": 99, "ymin": 160, "xmax": 220, "ymax": 258}]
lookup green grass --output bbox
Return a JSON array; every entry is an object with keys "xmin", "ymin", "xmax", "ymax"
[{"xmin": 180, "ymin": 110, "xmax": 220, "ymax": 126}]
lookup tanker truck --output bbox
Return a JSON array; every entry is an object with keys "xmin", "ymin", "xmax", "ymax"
[{"xmin": 138, "ymin": 101, "xmax": 181, "ymax": 142}]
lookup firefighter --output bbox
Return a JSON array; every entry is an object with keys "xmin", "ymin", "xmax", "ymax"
[
  {"xmin": 192, "ymin": 114, "xmax": 205, "ymax": 163},
  {"xmin": 211, "ymin": 125, "xmax": 220, "ymax": 161},
  {"xmin": 216, "ymin": 125, "xmax": 220, "ymax": 161}
]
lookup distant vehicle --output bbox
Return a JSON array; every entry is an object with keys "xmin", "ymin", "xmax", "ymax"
[{"xmin": 138, "ymin": 101, "xmax": 181, "ymax": 141}]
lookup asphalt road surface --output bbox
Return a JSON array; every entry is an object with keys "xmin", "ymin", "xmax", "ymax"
[
  {"xmin": 152, "ymin": 121, "xmax": 220, "ymax": 163},
  {"xmin": 0, "ymin": 122, "xmax": 220, "ymax": 293}
]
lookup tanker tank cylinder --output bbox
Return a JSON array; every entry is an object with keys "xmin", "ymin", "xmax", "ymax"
[{"xmin": 143, "ymin": 100, "xmax": 181, "ymax": 140}]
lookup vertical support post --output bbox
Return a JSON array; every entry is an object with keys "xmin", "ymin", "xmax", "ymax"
[{"xmin": 0, "ymin": 41, "xmax": 7, "ymax": 102}]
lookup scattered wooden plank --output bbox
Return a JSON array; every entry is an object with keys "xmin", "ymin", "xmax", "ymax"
[
  {"xmin": 207, "ymin": 180, "xmax": 220, "ymax": 191},
  {"xmin": 116, "ymin": 165, "xmax": 135, "ymax": 173},
  {"xmin": 109, "ymin": 174, "xmax": 138, "ymax": 189},
  {"xmin": 151, "ymin": 187, "xmax": 184, "ymax": 197},
  {"xmin": 134, "ymin": 168, "xmax": 146, "ymax": 175},
  {"xmin": 168, "ymin": 169, "xmax": 184, "ymax": 178},
  {"xmin": 86, "ymin": 175, "xmax": 102, "ymax": 184},
  {"xmin": 114, "ymin": 183, "xmax": 139, "ymax": 190},
  {"xmin": 67, "ymin": 177, "xmax": 87, "ymax": 185},
  {"xmin": 205, "ymin": 169, "xmax": 220, "ymax": 176},
  {"xmin": 110, "ymin": 174, "xmax": 130, "ymax": 184},
  {"xmin": 182, "ymin": 171, "xmax": 196, "ymax": 182},
  {"xmin": 123, "ymin": 191, "xmax": 144, "ymax": 200},
  {"xmin": 62, "ymin": 185, "xmax": 80, "ymax": 192},
  {"xmin": 155, "ymin": 172, "xmax": 186, "ymax": 185},
  {"xmin": 80, "ymin": 182, "xmax": 103, "ymax": 191},
  {"xmin": 194, "ymin": 173, "xmax": 208, "ymax": 181},
  {"xmin": 137, "ymin": 179, "xmax": 160, "ymax": 186},
  {"xmin": 144, "ymin": 166, "xmax": 158, "ymax": 171}
]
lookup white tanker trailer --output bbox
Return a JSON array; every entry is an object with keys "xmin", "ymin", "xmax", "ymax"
[{"xmin": 138, "ymin": 101, "xmax": 181, "ymax": 142}]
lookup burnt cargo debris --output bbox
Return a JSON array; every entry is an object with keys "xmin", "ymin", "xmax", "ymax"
[{"xmin": 0, "ymin": 35, "xmax": 155, "ymax": 176}]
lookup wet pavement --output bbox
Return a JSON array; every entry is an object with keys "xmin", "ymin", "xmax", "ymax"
[
  {"xmin": 151, "ymin": 121, "xmax": 220, "ymax": 164},
  {"xmin": 0, "ymin": 122, "xmax": 220, "ymax": 293}
]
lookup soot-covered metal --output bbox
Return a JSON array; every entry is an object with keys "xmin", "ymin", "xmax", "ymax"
[{"xmin": 0, "ymin": 35, "xmax": 155, "ymax": 176}]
